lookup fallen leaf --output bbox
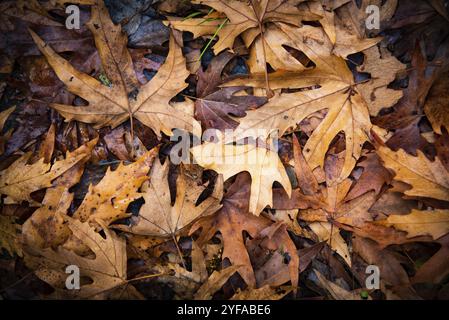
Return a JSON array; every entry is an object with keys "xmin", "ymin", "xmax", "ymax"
[
  {"xmin": 29, "ymin": 0, "xmax": 200, "ymax": 138},
  {"xmin": 377, "ymin": 145, "xmax": 449, "ymax": 202},
  {"xmin": 424, "ymin": 71, "xmax": 449, "ymax": 134},
  {"xmin": 72, "ymin": 147, "xmax": 159, "ymax": 227},
  {"xmin": 21, "ymin": 139, "xmax": 98, "ymax": 249},
  {"xmin": 230, "ymin": 285, "xmax": 291, "ymax": 300},
  {"xmin": 120, "ymin": 157, "xmax": 223, "ymax": 237},
  {"xmin": 0, "ymin": 215, "xmax": 22, "ymax": 257},
  {"xmin": 0, "ymin": 139, "xmax": 94, "ymax": 205},
  {"xmin": 191, "ymin": 139, "xmax": 291, "ymax": 215},
  {"xmin": 376, "ymin": 209, "xmax": 449, "ymax": 240},
  {"xmin": 0, "ymin": 106, "xmax": 15, "ymax": 131},
  {"xmin": 25, "ymin": 217, "xmax": 127, "ymax": 298},
  {"xmin": 314, "ymin": 269, "xmax": 365, "ymax": 300},
  {"xmin": 194, "ymin": 265, "xmax": 240, "ymax": 300}
]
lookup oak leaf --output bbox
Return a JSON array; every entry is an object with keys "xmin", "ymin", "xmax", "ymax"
[
  {"xmin": 377, "ymin": 145, "xmax": 449, "ymax": 202},
  {"xmin": 25, "ymin": 217, "xmax": 127, "ymax": 298},
  {"xmin": 190, "ymin": 173, "xmax": 298, "ymax": 288},
  {"xmin": 376, "ymin": 209, "xmax": 449, "ymax": 240}
]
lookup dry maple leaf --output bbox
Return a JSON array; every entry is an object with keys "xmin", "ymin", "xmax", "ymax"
[
  {"xmin": 377, "ymin": 145, "xmax": 449, "ymax": 202},
  {"xmin": 376, "ymin": 209, "xmax": 449, "ymax": 240},
  {"xmin": 22, "ymin": 138, "xmax": 98, "ymax": 249},
  {"xmin": 25, "ymin": 217, "xmax": 127, "ymax": 298},
  {"xmin": 225, "ymin": 55, "xmax": 377, "ymax": 182},
  {"xmin": 0, "ymin": 138, "xmax": 94, "ymax": 205},
  {"xmin": 119, "ymin": 157, "xmax": 223, "ymax": 238},
  {"xmin": 170, "ymin": 0, "xmax": 318, "ymax": 54},
  {"xmin": 169, "ymin": 0, "xmax": 319, "ymax": 93},
  {"xmin": 29, "ymin": 0, "xmax": 200, "ymax": 138},
  {"xmin": 190, "ymin": 138, "xmax": 291, "ymax": 215},
  {"xmin": 72, "ymin": 147, "xmax": 159, "ymax": 227},
  {"xmin": 190, "ymin": 173, "xmax": 298, "ymax": 288}
]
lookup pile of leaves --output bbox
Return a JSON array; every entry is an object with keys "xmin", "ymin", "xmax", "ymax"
[{"xmin": 0, "ymin": 0, "xmax": 449, "ymax": 300}]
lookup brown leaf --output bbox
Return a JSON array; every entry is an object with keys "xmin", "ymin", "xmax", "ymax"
[
  {"xmin": 230, "ymin": 285, "xmax": 291, "ymax": 300},
  {"xmin": 0, "ymin": 215, "xmax": 22, "ymax": 257},
  {"xmin": 0, "ymin": 106, "xmax": 15, "ymax": 132},
  {"xmin": 194, "ymin": 265, "xmax": 240, "ymax": 300},
  {"xmin": 0, "ymin": 138, "xmax": 94, "ymax": 205},
  {"xmin": 345, "ymin": 152, "xmax": 392, "ymax": 201},
  {"xmin": 353, "ymin": 236, "xmax": 420, "ymax": 299},
  {"xmin": 120, "ymin": 158, "xmax": 223, "ymax": 238},
  {"xmin": 376, "ymin": 209, "xmax": 449, "ymax": 240},
  {"xmin": 29, "ymin": 0, "xmax": 200, "ymax": 138},
  {"xmin": 25, "ymin": 217, "xmax": 127, "ymax": 298},
  {"xmin": 195, "ymin": 52, "xmax": 267, "ymax": 131},
  {"xmin": 191, "ymin": 139, "xmax": 291, "ymax": 215},
  {"xmin": 72, "ymin": 147, "xmax": 158, "ymax": 227},
  {"xmin": 21, "ymin": 139, "xmax": 98, "ymax": 249},
  {"xmin": 377, "ymin": 145, "xmax": 449, "ymax": 202},
  {"xmin": 424, "ymin": 71, "xmax": 449, "ymax": 134}
]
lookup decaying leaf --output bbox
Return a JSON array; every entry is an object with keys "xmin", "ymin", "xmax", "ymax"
[
  {"xmin": 225, "ymin": 55, "xmax": 375, "ymax": 182},
  {"xmin": 314, "ymin": 269, "xmax": 366, "ymax": 300},
  {"xmin": 376, "ymin": 209, "xmax": 449, "ymax": 240},
  {"xmin": 169, "ymin": 0, "xmax": 319, "ymax": 54},
  {"xmin": 194, "ymin": 52, "xmax": 267, "ymax": 131},
  {"xmin": 194, "ymin": 265, "xmax": 240, "ymax": 300},
  {"xmin": 25, "ymin": 217, "xmax": 127, "ymax": 298},
  {"xmin": 190, "ymin": 173, "xmax": 298, "ymax": 288},
  {"xmin": 191, "ymin": 139, "xmax": 291, "ymax": 215},
  {"xmin": 29, "ymin": 0, "xmax": 200, "ymax": 138},
  {"xmin": 72, "ymin": 147, "xmax": 159, "ymax": 227},
  {"xmin": 21, "ymin": 138, "xmax": 98, "ymax": 249},
  {"xmin": 2, "ymin": 0, "xmax": 449, "ymax": 301},
  {"xmin": 230, "ymin": 285, "xmax": 291, "ymax": 300},
  {"xmin": 0, "ymin": 215, "xmax": 23, "ymax": 257},
  {"xmin": 0, "ymin": 106, "xmax": 15, "ymax": 131},
  {"xmin": 377, "ymin": 145, "xmax": 449, "ymax": 202},
  {"xmin": 0, "ymin": 139, "xmax": 95, "ymax": 205},
  {"xmin": 119, "ymin": 157, "xmax": 223, "ymax": 237},
  {"xmin": 309, "ymin": 222, "xmax": 351, "ymax": 266}
]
